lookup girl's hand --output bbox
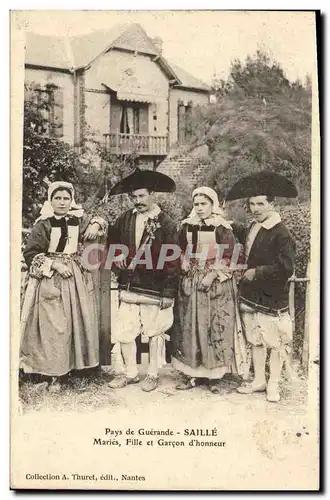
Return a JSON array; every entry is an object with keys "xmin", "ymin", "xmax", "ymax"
[
  {"xmin": 113, "ymin": 253, "xmax": 127, "ymax": 270},
  {"xmin": 160, "ymin": 297, "xmax": 174, "ymax": 310},
  {"xmin": 198, "ymin": 272, "xmax": 217, "ymax": 292},
  {"xmin": 52, "ymin": 261, "xmax": 73, "ymax": 278},
  {"xmin": 84, "ymin": 222, "xmax": 100, "ymax": 241},
  {"xmin": 242, "ymin": 268, "xmax": 256, "ymax": 281},
  {"xmin": 181, "ymin": 258, "xmax": 190, "ymax": 274}
]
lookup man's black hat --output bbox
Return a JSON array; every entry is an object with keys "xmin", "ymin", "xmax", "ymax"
[
  {"xmin": 225, "ymin": 171, "xmax": 298, "ymax": 201},
  {"xmin": 109, "ymin": 167, "xmax": 176, "ymax": 195}
]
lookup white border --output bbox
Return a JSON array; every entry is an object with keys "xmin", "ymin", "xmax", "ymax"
[{"xmin": 4, "ymin": 4, "xmax": 326, "ymax": 498}]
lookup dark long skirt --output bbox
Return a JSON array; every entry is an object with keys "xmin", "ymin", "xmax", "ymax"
[{"xmin": 172, "ymin": 275, "xmax": 250, "ymax": 379}]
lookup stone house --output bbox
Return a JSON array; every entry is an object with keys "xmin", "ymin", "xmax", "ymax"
[{"xmin": 24, "ymin": 23, "xmax": 210, "ymax": 170}]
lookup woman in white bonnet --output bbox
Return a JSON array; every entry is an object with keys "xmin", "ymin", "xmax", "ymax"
[
  {"xmin": 20, "ymin": 181, "xmax": 107, "ymax": 391},
  {"xmin": 172, "ymin": 187, "xmax": 248, "ymax": 393}
]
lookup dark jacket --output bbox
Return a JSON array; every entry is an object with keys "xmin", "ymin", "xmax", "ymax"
[
  {"xmin": 232, "ymin": 219, "xmax": 296, "ymax": 311},
  {"xmin": 107, "ymin": 209, "xmax": 179, "ymax": 299}
]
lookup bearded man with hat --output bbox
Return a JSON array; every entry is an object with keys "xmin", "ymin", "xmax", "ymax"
[
  {"xmin": 226, "ymin": 171, "xmax": 297, "ymax": 403},
  {"xmin": 106, "ymin": 168, "xmax": 180, "ymax": 392}
]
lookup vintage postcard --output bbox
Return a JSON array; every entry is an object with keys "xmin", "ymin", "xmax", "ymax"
[{"xmin": 10, "ymin": 10, "xmax": 320, "ymax": 491}]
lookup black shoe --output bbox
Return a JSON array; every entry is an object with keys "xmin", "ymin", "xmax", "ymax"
[
  {"xmin": 176, "ymin": 376, "xmax": 197, "ymax": 390},
  {"xmin": 209, "ymin": 380, "xmax": 225, "ymax": 394}
]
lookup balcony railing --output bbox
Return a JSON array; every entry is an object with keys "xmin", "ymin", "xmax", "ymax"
[{"xmin": 104, "ymin": 132, "xmax": 168, "ymax": 156}]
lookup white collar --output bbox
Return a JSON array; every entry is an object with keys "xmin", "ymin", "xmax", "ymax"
[
  {"xmin": 254, "ymin": 212, "xmax": 281, "ymax": 230},
  {"xmin": 35, "ymin": 210, "xmax": 83, "ymax": 224},
  {"xmin": 182, "ymin": 213, "xmax": 232, "ymax": 229},
  {"xmin": 54, "ymin": 214, "xmax": 69, "ymax": 220},
  {"xmin": 133, "ymin": 204, "xmax": 161, "ymax": 219}
]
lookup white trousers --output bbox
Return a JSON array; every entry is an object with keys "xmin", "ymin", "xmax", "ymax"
[
  {"xmin": 112, "ymin": 335, "xmax": 167, "ymax": 378},
  {"xmin": 239, "ymin": 303, "xmax": 292, "ymax": 352},
  {"xmin": 240, "ymin": 303, "xmax": 293, "ymax": 386},
  {"xmin": 111, "ymin": 294, "xmax": 173, "ymax": 378}
]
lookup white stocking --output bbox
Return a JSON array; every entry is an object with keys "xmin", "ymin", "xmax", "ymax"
[
  {"xmin": 121, "ymin": 341, "xmax": 138, "ymax": 379},
  {"xmin": 148, "ymin": 336, "xmax": 164, "ymax": 377},
  {"xmin": 252, "ymin": 345, "xmax": 267, "ymax": 385},
  {"xmin": 268, "ymin": 349, "xmax": 282, "ymax": 387}
]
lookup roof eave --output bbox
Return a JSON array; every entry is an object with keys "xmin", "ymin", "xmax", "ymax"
[
  {"xmin": 82, "ymin": 46, "xmax": 159, "ymax": 72},
  {"xmin": 156, "ymin": 56, "xmax": 182, "ymax": 85},
  {"xmin": 25, "ymin": 63, "xmax": 73, "ymax": 73},
  {"xmin": 83, "ymin": 45, "xmax": 183, "ymax": 87},
  {"xmin": 173, "ymin": 84, "xmax": 210, "ymax": 94}
]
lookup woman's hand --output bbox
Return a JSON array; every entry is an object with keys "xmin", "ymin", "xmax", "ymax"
[
  {"xmin": 51, "ymin": 261, "xmax": 73, "ymax": 278},
  {"xmin": 242, "ymin": 268, "xmax": 256, "ymax": 281},
  {"xmin": 160, "ymin": 297, "xmax": 174, "ymax": 310},
  {"xmin": 181, "ymin": 258, "xmax": 190, "ymax": 274},
  {"xmin": 113, "ymin": 253, "xmax": 127, "ymax": 270},
  {"xmin": 84, "ymin": 222, "xmax": 100, "ymax": 241},
  {"xmin": 198, "ymin": 271, "xmax": 217, "ymax": 292}
]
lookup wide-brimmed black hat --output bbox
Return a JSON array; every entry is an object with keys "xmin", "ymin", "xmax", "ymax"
[
  {"xmin": 225, "ymin": 171, "xmax": 298, "ymax": 201},
  {"xmin": 109, "ymin": 168, "xmax": 176, "ymax": 195}
]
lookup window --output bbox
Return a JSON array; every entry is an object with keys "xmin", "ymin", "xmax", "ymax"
[
  {"xmin": 34, "ymin": 88, "xmax": 55, "ymax": 136},
  {"xmin": 177, "ymin": 100, "xmax": 193, "ymax": 143},
  {"xmin": 110, "ymin": 96, "xmax": 149, "ymax": 135},
  {"xmin": 25, "ymin": 83, "xmax": 63, "ymax": 138}
]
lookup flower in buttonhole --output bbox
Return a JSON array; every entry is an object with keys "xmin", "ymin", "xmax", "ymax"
[{"xmin": 144, "ymin": 216, "xmax": 161, "ymax": 240}]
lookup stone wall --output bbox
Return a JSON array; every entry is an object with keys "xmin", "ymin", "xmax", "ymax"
[
  {"xmin": 136, "ymin": 158, "xmax": 156, "ymax": 170},
  {"xmin": 157, "ymin": 144, "xmax": 210, "ymax": 190}
]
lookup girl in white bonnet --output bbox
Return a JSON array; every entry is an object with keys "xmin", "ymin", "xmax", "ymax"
[
  {"xmin": 172, "ymin": 186, "xmax": 249, "ymax": 393},
  {"xmin": 20, "ymin": 181, "xmax": 107, "ymax": 391}
]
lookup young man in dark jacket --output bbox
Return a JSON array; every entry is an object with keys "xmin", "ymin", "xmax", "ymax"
[
  {"xmin": 106, "ymin": 168, "xmax": 179, "ymax": 392},
  {"xmin": 228, "ymin": 172, "xmax": 296, "ymax": 402}
]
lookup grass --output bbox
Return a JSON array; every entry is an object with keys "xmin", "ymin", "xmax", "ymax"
[
  {"xmin": 18, "ymin": 362, "xmax": 308, "ymax": 415},
  {"xmin": 19, "ymin": 367, "xmax": 120, "ymax": 414}
]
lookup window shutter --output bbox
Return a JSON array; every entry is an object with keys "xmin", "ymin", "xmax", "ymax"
[
  {"xmin": 110, "ymin": 101, "xmax": 122, "ymax": 133},
  {"xmin": 53, "ymin": 87, "xmax": 64, "ymax": 138},
  {"xmin": 139, "ymin": 104, "xmax": 149, "ymax": 134},
  {"xmin": 178, "ymin": 103, "xmax": 186, "ymax": 143},
  {"xmin": 28, "ymin": 85, "xmax": 39, "ymax": 109},
  {"xmin": 185, "ymin": 104, "xmax": 193, "ymax": 141}
]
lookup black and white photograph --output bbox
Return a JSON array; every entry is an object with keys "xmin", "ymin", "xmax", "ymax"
[{"xmin": 10, "ymin": 9, "xmax": 320, "ymax": 491}]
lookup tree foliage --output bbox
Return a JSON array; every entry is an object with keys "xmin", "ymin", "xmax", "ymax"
[{"xmin": 188, "ymin": 51, "xmax": 312, "ymax": 202}]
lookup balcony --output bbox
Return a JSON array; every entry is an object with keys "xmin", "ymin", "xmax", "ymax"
[{"xmin": 104, "ymin": 132, "xmax": 168, "ymax": 156}]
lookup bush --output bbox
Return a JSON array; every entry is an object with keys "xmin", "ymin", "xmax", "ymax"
[
  {"xmin": 281, "ymin": 204, "xmax": 311, "ymax": 359},
  {"xmin": 73, "ymin": 147, "xmax": 139, "ymax": 226},
  {"xmin": 187, "ymin": 51, "xmax": 311, "ymax": 202}
]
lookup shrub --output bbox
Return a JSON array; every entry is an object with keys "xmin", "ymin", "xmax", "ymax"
[
  {"xmin": 187, "ymin": 51, "xmax": 311, "ymax": 202},
  {"xmin": 281, "ymin": 204, "xmax": 311, "ymax": 359}
]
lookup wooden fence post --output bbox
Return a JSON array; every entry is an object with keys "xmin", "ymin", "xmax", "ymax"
[
  {"xmin": 116, "ymin": 129, "xmax": 120, "ymax": 155},
  {"xmin": 288, "ymin": 274, "xmax": 296, "ymax": 336},
  {"xmin": 302, "ymin": 262, "xmax": 311, "ymax": 371}
]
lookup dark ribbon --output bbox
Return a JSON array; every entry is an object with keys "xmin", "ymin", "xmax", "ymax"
[
  {"xmin": 49, "ymin": 216, "xmax": 79, "ymax": 253},
  {"xmin": 187, "ymin": 223, "xmax": 215, "ymax": 253}
]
